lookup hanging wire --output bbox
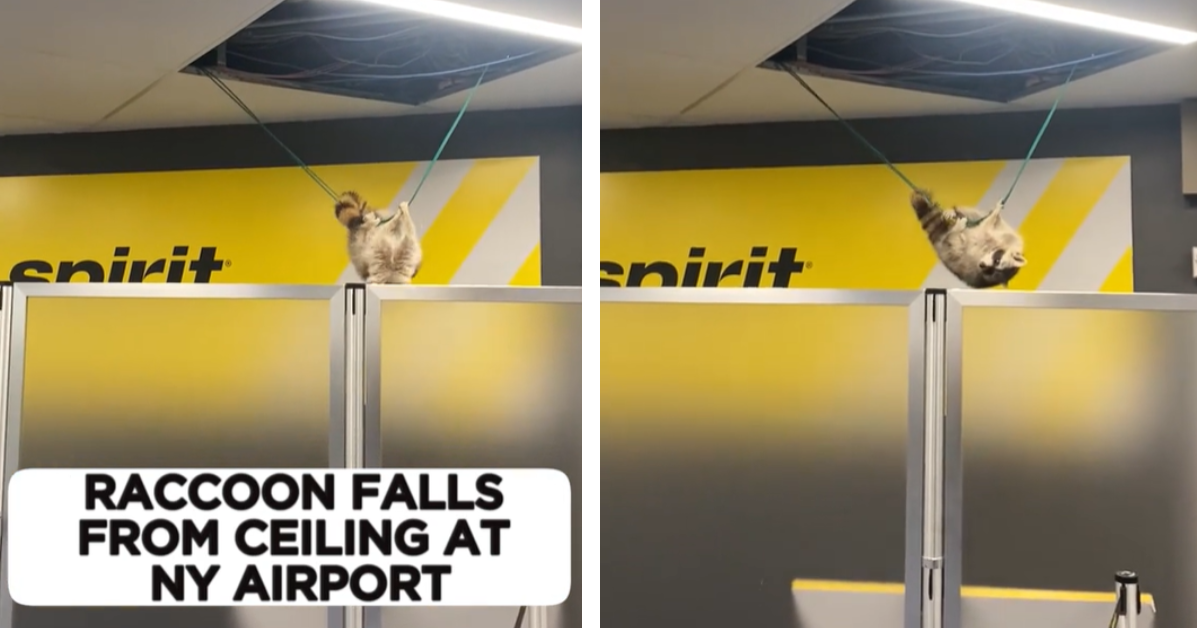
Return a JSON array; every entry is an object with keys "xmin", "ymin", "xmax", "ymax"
[
  {"xmin": 998, "ymin": 62, "xmax": 1081, "ymax": 206},
  {"xmin": 408, "ymin": 65, "xmax": 489, "ymax": 206},
  {"xmin": 783, "ymin": 59, "xmax": 1082, "ymax": 223},
  {"xmin": 200, "ymin": 67, "xmax": 341, "ymax": 201},
  {"xmin": 781, "ymin": 64, "xmax": 923, "ymax": 193},
  {"xmin": 201, "ymin": 59, "xmax": 494, "ymax": 212}
]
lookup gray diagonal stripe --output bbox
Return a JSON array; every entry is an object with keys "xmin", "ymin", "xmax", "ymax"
[
  {"xmin": 390, "ymin": 159, "xmax": 475, "ymax": 238},
  {"xmin": 450, "ymin": 160, "xmax": 541, "ymax": 285},
  {"xmin": 1037, "ymin": 160, "xmax": 1132, "ymax": 291}
]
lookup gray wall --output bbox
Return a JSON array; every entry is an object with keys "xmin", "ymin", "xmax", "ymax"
[
  {"xmin": 0, "ymin": 105, "xmax": 582, "ymax": 287},
  {"xmin": 602, "ymin": 104, "xmax": 1196, "ymax": 294}
]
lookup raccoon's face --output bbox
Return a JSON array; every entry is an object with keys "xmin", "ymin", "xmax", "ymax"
[{"xmin": 975, "ymin": 248, "xmax": 1025, "ymax": 288}]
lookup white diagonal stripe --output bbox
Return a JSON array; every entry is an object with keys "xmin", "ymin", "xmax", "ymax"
[
  {"xmin": 390, "ymin": 159, "xmax": 475, "ymax": 239},
  {"xmin": 335, "ymin": 159, "xmax": 475, "ymax": 284},
  {"xmin": 450, "ymin": 158, "xmax": 541, "ymax": 285},
  {"xmin": 1037, "ymin": 160, "xmax": 1132, "ymax": 291},
  {"xmin": 920, "ymin": 158, "xmax": 1064, "ymax": 289}
]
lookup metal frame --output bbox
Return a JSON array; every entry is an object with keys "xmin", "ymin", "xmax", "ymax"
[
  {"xmin": 940, "ymin": 289, "xmax": 1197, "ymax": 628},
  {"xmin": 604, "ymin": 287, "xmax": 933, "ymax": 628},
  {"xmin": 909, "ymin": 291, "xmax": 947, "ymax": 628},
  {"xmin": 0, "ymin": 283, "xmax": 347, "ymax": 628},
  {"xmin": 362, "ymin": 285, "xmax": 580, "ymax": 628},
  {"xmin": 0, "ymin": 283, "xmax": 579, "ymax": 628},
  {"xmin": 5, "ymin": 282, "xmax": 1187, "ymax": 628},
  {"xmin": 600, "ymin": 286, "xmax": 920, "ymax": 306},
  {"xmin": 337, "ymin": 285, "xmax": 367, "ymax": 628},
  {"xmin": 0, "ymin": 284, "xmax": 11, "ymax": 572}
]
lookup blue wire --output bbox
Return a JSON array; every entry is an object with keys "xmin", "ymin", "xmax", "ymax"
[
  {"xmin": 893, "ymin": 51, "xmax": 1114, "ymax": 77},
  {"xmin": 309, "ymin": 50, "xmax": 542, "ymax": 81},
  {"xmin": 408, "ymin": 67, "xmax": 489, "ymax": 206},
  {"xmin": 808, "ymin": 48, "xmax": 1118, "ymax": 77}
]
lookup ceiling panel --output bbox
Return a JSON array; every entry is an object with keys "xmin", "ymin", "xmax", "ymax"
[
  {"xmin": 675, "ymin": 68, "xmax": 993, "ymax": 126},
  {"xmin": 676, "ymin": 46, "xmax": 1197, "ymax": 127},
  {"xmin": 602, "ymin": 49, "xmax": 745, "ymax": 121},
  {"xmin": 93, "ymin": 72, "xmax": 415, "ymax": 132},
  {"xmin": 0, "ymin": 0, "xmax": 283, "ymax": 73},
  {"xmin": 600, "ymin": 113, "xmax": 667, "ymax": 130},
  {"xmin": 601, "ymin": 0, "xmax": 850, "ymax": 64},
  {"xmin": 0, "ymin": 115, "xmax": 74, "ymax": 135},
  {"xmin": 420, "ymin": 52, "xmax": 582, "ymax": 112},
  {"xmin": 1012, "ymin": 45, "xmax": 1197, "ymax": 107},
  {"xmin": 0, "ymin": 0, "xmax": 581, "ymax": 136},
  {"xmin": 600, "ymin": 0, "xmax": 1198, "ymax": 128},
  {"xmin": 0, "ymin": 50, "xmax": 166, "ymax": 124}
]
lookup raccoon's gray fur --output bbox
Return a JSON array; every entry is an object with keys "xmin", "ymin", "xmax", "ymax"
[
  {"xmin": 335, "ymin": 191, "xmax": 422, "ymax": 284},
  {"xmin": 911, "ymin": 189, "xmax": 1025, "ymax": 289}
]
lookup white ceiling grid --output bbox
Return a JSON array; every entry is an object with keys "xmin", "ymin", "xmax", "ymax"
[
  {"xmin": 0, "ymin": 0, "xmax": 1193, "ymax": 133},
  {"xmin": 0, "ymin": 0, "xmax": 283, "ymax": 134},
  {"xmin": 600, "ymin": 0, "xmax": 1198, "ymax": 128},
  {"xmin": 0, "ymin": 0, "xmax": 582, "ymax": 135}
]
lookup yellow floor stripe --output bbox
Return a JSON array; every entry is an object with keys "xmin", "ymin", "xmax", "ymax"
[
  {"xmin": 790, "ymin": 579, "xmax": 1152, "ymax": 605},
  {"xmin": 509, "ymin": 244, "xmax": 542, "ymax": 286},
  {"xmin": 1007, "ymin": 157, "xmax": 1125, "ymax": 290},
  {"xmin": 792, "ymin": 579, "xmax": 904, "ymax": 594},
  {"xmin": 962, "ymin": 585, "xmax": 1152, "ymax": 604},
  {"xmin": 415, "ymin": 157, "xmax": 537, "ymax": 285},
  {"xmin": 1099, "ymin": 246, "xmax": 1134, "ymax": 293}
]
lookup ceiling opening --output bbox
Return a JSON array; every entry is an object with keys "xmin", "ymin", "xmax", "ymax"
[
  {"xmin": 184, "ymin": 0, "xmax": 577, "ymax": 106},
  {"xmin": 761, "ymin": 0, "xmax": 1171, "ymax": 103}
]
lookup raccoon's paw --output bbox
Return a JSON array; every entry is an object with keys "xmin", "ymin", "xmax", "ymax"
[{"xmin": 939, "ymin": 209, "xmax": 962, "ymax": 226}]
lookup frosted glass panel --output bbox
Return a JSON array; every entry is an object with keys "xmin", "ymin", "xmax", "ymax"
[
  {"xmin": 602, "ymin": 302, "xmax": 911, "ymax": 628},
  {"xmin": 378, "ymin": 299, "xmax": 580, "ymax": 628},
  {"xmin": 12, "ymin": 297, "xmax": 332, "ymax": 628},
  {"xmin": 960, "ymin": 307, "xmax": 1196, "ymax": 628}
]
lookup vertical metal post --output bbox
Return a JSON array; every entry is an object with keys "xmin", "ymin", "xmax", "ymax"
[
  {"xmin": 528, "ymin": 604, "xmax": 550, "ymax": 628},
  {"xmin": 1115, "ymin": 571, "xmax": 1140, "ymax": 628},
  {"xmin": 343, "ymin": 285, "xmax": 367, "ymax": 628},
  {"xmin": 921, "ymin": 290, "xmax": 947, "ymax": 628},
  {"xmin": 0, "ymin": 283, "xmax": 11, "ymax": 566}
]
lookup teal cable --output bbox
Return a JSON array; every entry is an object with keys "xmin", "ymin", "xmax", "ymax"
[
  {"xmin": 408, "ymin": 66, "xmax": 489, "ymax": 206},
  {"xmin": 784, "ymin": 62, "xmax": 1081, "ymax": 229},
  {"xmin": 965, "ymin": 63, "xmax": 1080, "ymax": 228},
  {"xmin": 200, "ymin": 68, "xmax": 340, "ymax": 201},
  {"xmin": 1000, "ymin": 63, "xmax": 1081, "ymax": 207},
  {"xmin": 783, "ymin": 64, "xmax": 922, "ymax": 194},
  {"xmin": 203, "ymin": 64, "xmax": 492, "ymax": 215}
]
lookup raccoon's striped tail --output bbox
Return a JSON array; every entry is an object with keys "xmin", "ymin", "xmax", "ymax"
[
  {"xmin": 910, "ymin": 189, "xmax": 937, "ymax": 222},
  {"xmin": 911, "ymin": 190, "xmax": 957, "ymax": 241},
  {"xmin": 335, "ymin": 191, "xmax": 368, "ymax": 228}
]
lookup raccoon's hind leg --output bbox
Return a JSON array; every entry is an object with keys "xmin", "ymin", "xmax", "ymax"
[
  {"xmin": 392, "ymin": 240, "xmax": 422, "ymax": 284},
  {"xmin": 365, "ymin": 244, "xmax": 417, "ymax": 285},
  {"xmin": 911, "ymin": 189, "xmax": 962, "ymax": 228},
  {"xmin": 353, "ymin": 260, "xmax": 370, "ymax": 281}
]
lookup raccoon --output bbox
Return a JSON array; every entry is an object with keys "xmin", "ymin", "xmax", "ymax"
[
  {"xmin": 334, "ymin": 191, "xmax": 422, "ymax": 284},
  {"xmin": 911, "ymin": 189, "xmax": 1026, "ymax": 289}
]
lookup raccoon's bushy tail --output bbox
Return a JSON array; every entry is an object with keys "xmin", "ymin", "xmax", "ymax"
[
  {"xmin": 911, "ymin": 189, "xmax": 952, "ymax": 241},
  {"xmin": 335, "ymin": 191, "xmax": 368, "ymax": 228},
  {"xmin": 910, "ymin": 189, "xmax": 938, "ymax": 221}
]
